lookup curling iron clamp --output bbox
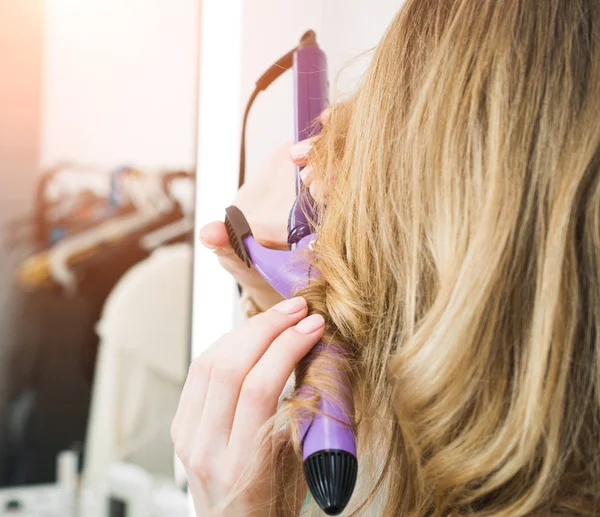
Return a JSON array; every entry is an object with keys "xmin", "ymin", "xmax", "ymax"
[{"xmin": 225, "ymin": 31, "xmax": 357, "ymax": 515}]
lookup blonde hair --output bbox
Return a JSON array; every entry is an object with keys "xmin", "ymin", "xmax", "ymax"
[{"xmin": 235, "ymin": 1, "xmax": 600, "ymax": 515}]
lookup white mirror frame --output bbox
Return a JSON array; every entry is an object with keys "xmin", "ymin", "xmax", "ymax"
[
  {"xmin": 191, "ymin": 0, "xmax": 242, "ymax": 511},
  {"xmin": 192, "ymin": 0, "xmax": 242, "ymax": 354}
]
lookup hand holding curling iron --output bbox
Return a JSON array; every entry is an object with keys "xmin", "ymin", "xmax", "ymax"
[
  {"xmin": 171, "ymin": 297, "xmax": 324, "ymax": 516},
  {"xmin": 198, "ymin": 109, "xmax": 331, "ymax": 312}
]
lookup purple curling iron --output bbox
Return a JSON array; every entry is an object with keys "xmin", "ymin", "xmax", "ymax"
[{"xmin": 226, "ymin": 31, "xmax": 357, "ymax": 515}]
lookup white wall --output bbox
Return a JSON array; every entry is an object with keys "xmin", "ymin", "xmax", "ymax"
[
  {"xmin": 192, "ymin": 0, "xmax": 243, "ymax": 355},
  {"xmin": 241, "ymin": 1, "xmax": 323, "ymax": 178},
  {"xmin": 40, "ymin": 0, "xmax": 200, "ymax": 170},
  {"xmin": 321, "ymin": 1, "xmax": 403, "ymax": 94},
  {"xmin": 241, "ymin": 0, "xmax": 403, "ymax": 179}
]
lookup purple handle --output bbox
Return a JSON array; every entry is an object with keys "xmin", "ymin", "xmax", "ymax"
[
  {"xmin": 243, "ymin": 233, "xmax": 357, "ymax": 459},
  {"xmin": 299, "ymin": 378, "xmax": 357, "ymax": 459},
  {"xmin": 243, "ymin": 233, "xmax": 314, "ymax": 299}
]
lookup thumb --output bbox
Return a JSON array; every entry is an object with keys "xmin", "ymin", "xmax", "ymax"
[
  {"xmin": 198, "ymin": 221, "xmax": 262, "ymax": 286},
  {"xmin": 199, "ymin": 220, "xmax": 284, "ymax": 310},
  {"xmin": 198, "ymin": 220, "xmax": 234, "ymax": 252},
  {"xmin": 199, "ymin": 221, "xmax": 245, "ymax": 265}
]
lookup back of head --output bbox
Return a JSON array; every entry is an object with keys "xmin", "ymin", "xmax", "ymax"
[{"xmin": 291, "ymin": 1, "xmax": 600, "ymax": 515}]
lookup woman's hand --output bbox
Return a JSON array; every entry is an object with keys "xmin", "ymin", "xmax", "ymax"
[
  {"xmin": 171, "ymin": 297, "xmax": 324, "ymax": 516},
  {"xmin": 198, "ymin": 143, "xmax": 296, "ymax": 312},
  {"xmin": 290, "ymin": 107, "xmax": 331, "ymax": 204},
  {"xmin": 198, "ymin": 109, "xmax": 331, "ymax": 313},
  {"xmin": 290, "ymin": 137, "xmax": 325, "ymax": 204}
]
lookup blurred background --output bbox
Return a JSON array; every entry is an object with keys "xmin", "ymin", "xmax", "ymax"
[
  {"xmin": 0, "ymin": 1, "xmax": 400, "ymax": 515},
  {"xmin": 0, "ymin": 1, "xmax": 198, "ymax": 515}
]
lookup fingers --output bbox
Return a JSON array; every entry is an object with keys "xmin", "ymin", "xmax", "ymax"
[
  {"xmin": 290, "ymin": 107, "xmax": 332, "ymax": 202},
  {"xmin": 289, "ymin": 107, "xmax": 331, "ymax": 165},
  {"xmin": 290, "ymin": 139, "xmax": 313, "ymax": 167},
  {"xmin": 198, "ymin": 220, "xmax": 232, "ymax": 250},
  {"xmin": 290, "ymin": 140, "xmax": 324, "ymax": 196},
  {"xmin": 199, "ymin": 221, "xmax": 247, "ymax": 274},
  {"xmin": 171, "ymin": 352, "xmax": 212, "ymax": 463},
  {"xmin": 197, "ymin": 297, "xmax": 309, "ymax": 449},
  {"xmin": 309, "ymin": 180, "xmax": 326, "ymax": 204},
  {"xmin": 299, "ymin": 162, "xmax": 327, "ymax": 203},
  {"xmin": 171, "ymin": 298, "xmax": 324, "ymax": 506},
  {"xmin": 227, "ymin": 313, "xmax": 325, "ymax": 461},
  {"xmin": 199, "ymin": 221, "xmax": 285, "ymax": 311},
  {"xmin": 298, "ymin": 161, "xmax": 326, "ymax": 203},
  {"xmin": 299, "ymin": 165, "xmax": 313, "ymax": 188},
  {"xmin": 199, "ymin": 221, "xmax": 269, "ymax": 290}
]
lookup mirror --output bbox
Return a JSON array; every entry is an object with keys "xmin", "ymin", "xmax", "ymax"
[{"xmin": 0, "ymin": 1, "xmax": 199, "ymax": 515}]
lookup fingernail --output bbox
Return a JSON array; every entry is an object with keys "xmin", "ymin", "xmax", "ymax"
[
  {"xmin": 272, "ymin": 297, "xmax": 307, "ymax": 314},
  {"xmin": 300, "ymin": 166, "xmax": 312, "ymax": 183},
  {"xmin": 295, "ymin": 314, "xmax": 325, "ymax": 334},
  {"xmin": 290, "ymin": 141, "xmax": 312, "ymax": 160}
]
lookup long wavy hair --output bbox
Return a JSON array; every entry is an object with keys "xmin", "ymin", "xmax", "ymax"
[{"xmin": 232, "ymin": 1, "xmax": 600, "ymax": 515}]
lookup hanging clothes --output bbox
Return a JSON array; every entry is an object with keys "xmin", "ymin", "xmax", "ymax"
[
  {"xmin": 0, "ymin": 166, "xmax": 194, "ymax": 487},
  {"xmin": 83, "ymin": 243, "xmax": 192, "ymax": 489},
  {"xmin": 0, "ymin": 239, "xmax": 149, "ymax": 487}
]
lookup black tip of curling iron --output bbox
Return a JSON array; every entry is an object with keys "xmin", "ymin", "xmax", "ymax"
[
  {"xmin": 224, "ymin": 205, "xmax": 252, "ymax": 268},
  {"xmin": 304, "ymin": 450, "xmax": 358, "ymax": 515}
]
